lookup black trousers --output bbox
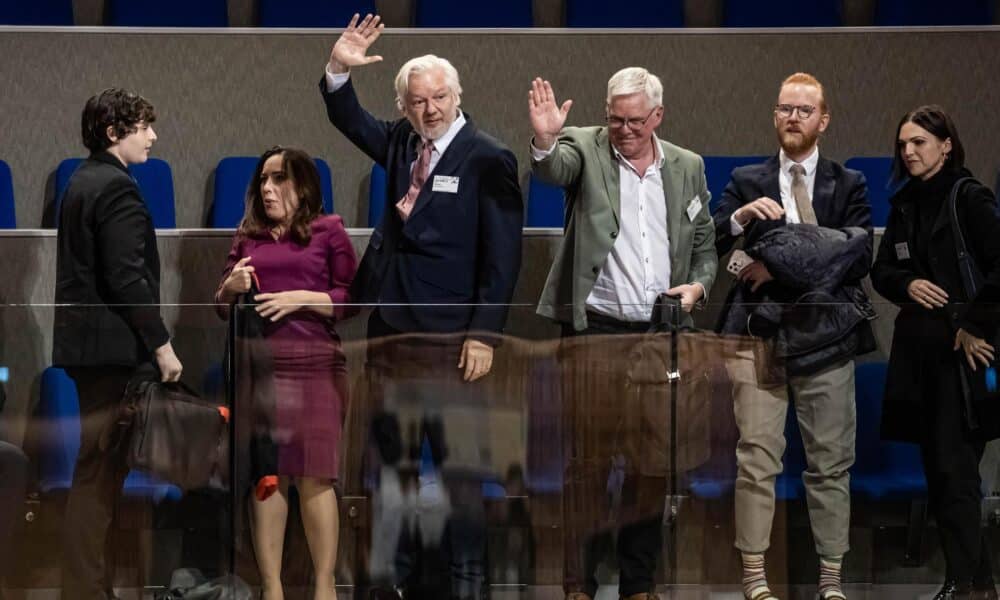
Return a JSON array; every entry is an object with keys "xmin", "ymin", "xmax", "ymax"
[
  {"xmin": 61, "ymin": 367, "xmax": 134, "ymax": 600},
  {"xmin": 0, "ymin": 441, "xmax": 28, "ymax": 595},
  {"xmin": 562, "ymin": 312, "xmax": 664, "ymax": 598},
  {"xmin": 920, "ymin": 428, "xmax": 994, "ymax": 585},
  {"xmin": 365, "ymin": 310, "xmax": 487, "ymax": 600}
]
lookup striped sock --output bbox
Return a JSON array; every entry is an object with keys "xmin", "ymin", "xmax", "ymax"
[
  {"xmin": 818, "ymin": 555, "xmax": 845, "ymax": 599},
  {"xmin": 741, "ymin": 552, "xmax": 772, "ymax": 599}
]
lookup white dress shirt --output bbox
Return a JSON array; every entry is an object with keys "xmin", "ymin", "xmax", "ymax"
[
  {"xmin": 325, "ymin": 67, "xmax": 466, "ymax": 176},
  {"xmin": 730, "ymin": 146, "xmax": 820, "ymax": 235},
  {"xmin": 532, "ymin": 136, "xmax": 671, "ymax": 322}
]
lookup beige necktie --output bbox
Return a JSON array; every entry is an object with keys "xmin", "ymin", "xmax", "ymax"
[
  {"xmin": 397, "ymin": 139, "xmax": 433, "ymax": 221},
  {"xmin": 789, "ymin": 163, "xmax": 817, "ymax": 225}
]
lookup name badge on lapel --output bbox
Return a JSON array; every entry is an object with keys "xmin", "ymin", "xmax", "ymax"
[
  {"xmin": 686, "ymin": 195, "xmax": 702, "ymax": 222},
  {"xmin": 432, "ymin": 175, "xmax": 460, "ymax": 194},
  {"xmin": 895, "ymin": 242, "xmax": 911, "ymax": 260}
]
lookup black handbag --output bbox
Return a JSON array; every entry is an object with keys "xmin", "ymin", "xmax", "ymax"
[
  {"xmin": 947, "ymin": 177, "xmax": 1000, "ymax": 438},
  {"xmin": 121, "ymin": 377, "xmax": 229, "ymax": 490}
]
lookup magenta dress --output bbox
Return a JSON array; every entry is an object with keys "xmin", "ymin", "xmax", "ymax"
[{"xmin": 219, "ymin": 215, "xmax": 357, "ymax": 480}]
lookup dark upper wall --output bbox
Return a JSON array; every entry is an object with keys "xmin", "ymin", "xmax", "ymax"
[{"xmin": 0, "ymin": 27, "xmax": 999, "ymax": 228}]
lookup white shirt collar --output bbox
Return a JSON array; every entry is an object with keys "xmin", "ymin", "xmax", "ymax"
[
  {"xmin": 611, "ymin": 134, "xmax": 665, "ymax": 173},
  {"xmin": 425, "ymin": 111, "xmax": 467, "ymax": 155},
  {"xmin": 779, "ymin": 145, "xmax": 819, "ymax": 176}
]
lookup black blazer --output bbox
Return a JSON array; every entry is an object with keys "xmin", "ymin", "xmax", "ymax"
[
  {"xmin": 53, "ymin": 152, "xmax": 169, "ymax": 367},
  {"xmin": 712, "ymin": 154, "xmax": 873, "ymax": 333},
  {"xmin": 320, "ymin": 77, "xmax": 523, "ymax": 339}
]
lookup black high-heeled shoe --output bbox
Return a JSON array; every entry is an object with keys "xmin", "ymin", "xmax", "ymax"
[{"xmin": 934, "ymin": 580, "xmax": 973, "ymax": 600}]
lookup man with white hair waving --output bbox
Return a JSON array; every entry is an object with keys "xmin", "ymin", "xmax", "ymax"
[
  {"xmin": 529, "ymin": 69, "xmax": 716, "ymax": 600},
  {"xmin": 321, "ymin": 13, "xmax": 523, "ymax": 600}
]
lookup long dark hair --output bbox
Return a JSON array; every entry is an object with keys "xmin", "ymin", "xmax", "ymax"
[
  {"xmin": 238, "ymin": 146, "xmax": 325, "ymax": 245},
  {"xmin": 891, "ymin": 104, "xmax": 965, "ymax": 183}
]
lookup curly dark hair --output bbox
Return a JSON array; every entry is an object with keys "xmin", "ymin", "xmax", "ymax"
[
  {"xmin": 81, "ymin": 88, "xmax": 156, "ymax": 153},
  {"xmin": 238, "ymin": 146, "xmax": 325, "ymax": 246}
]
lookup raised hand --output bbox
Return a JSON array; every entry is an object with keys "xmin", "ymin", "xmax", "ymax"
[
  {"xmin": 328, "ymin": 13, "xmax": 385, "ymax": 74},
  {"xmin": 528, "ymin": 77, "xmax": 573, "ymax": 151}
]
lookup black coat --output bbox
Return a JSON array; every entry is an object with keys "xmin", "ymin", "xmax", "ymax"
[
  {"xmin": 53, "ymin": 152, "xmax": 169, "ymax": 367},
  {"xmin": 713, "ymin": 154, "xmax": 875, "ymax": 374},
  {"xmin": 320, "ymin": 77, "xmax": 523, "ymax": 339},
  {"xmin": 720, "ymin": 224, "xmax": 877, "ymax": 375},
  {"xmin": 871, "ymin": 169, "xmax": 1000, "ymax": 443}
]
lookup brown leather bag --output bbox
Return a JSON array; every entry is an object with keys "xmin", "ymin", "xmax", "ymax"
[{"xmin": 122, "ymin": 379, "xmax": 229, "ymax": 491}]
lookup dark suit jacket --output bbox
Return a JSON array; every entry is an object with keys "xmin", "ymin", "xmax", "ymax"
[
  {"xmin": 320, "ymin": 77, "xmax": 523, "ymax": 340},
  {"xmin": 712, "ymin": 154, "xmax": 873, "ymax": 338},
  {"xmin": 53, "ymin": 152, "xmax": 169, "ymax": 367}
]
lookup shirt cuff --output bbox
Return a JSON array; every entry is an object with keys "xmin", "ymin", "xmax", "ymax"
[
  {"xmin": 324, "ymin": 66, "xmax": 350, "ymax": 92},
  {"xmin": 692, "ymin": 282, "xmax": 708, "ymax": 307},
  {"xmin": 730, "ymin": 213, "xmax": 745, "ymax": 236},
  {"xmin": 529, "ymin": 137, "xmax": 557, "ymax": 162}
]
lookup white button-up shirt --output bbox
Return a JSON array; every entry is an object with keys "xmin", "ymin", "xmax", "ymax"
[{"xmin": 532, "ymin": 136, "xmax": 671, "ymax": 322}]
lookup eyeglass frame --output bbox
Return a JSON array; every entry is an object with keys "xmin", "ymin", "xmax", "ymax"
[
  {"xmin": 774, "ymin": 103, "xmax": 820, "ymax": 120},
  {"xmin": 606, "ymin": 106, "xmax": 660, "ymax": 132}
]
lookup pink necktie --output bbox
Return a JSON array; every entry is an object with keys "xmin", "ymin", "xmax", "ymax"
[{"xmin": 396, "ymin": 139, "xmax": 433, "ymax": 221}]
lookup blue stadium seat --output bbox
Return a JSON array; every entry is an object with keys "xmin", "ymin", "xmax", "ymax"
[
  {"xmin": 211, "ymin": 156, "xmax": 334, "ymax": 228},
  {"xmin": 258, "ymin": 0, "xmax": 376, "ymax": 27},
  {"xmin": 36, "ymin": 367, "xmax": 181, "ymax": 502},
  {"xmin": 845, "ymin": 157, "xmax": 899, "ymax": 228},
  {"xmin": 55, "ymin": 158, "xmax": 176, "ymax": 228},
  {"xmin": 368, "ymin": 163, "xmax": 387, "ymax": 227},
  {"xmin": 875, "ymin": 0, "xmax": 993, "ymax": 25},
  {"xmin": 851, "ymin": 361, "xmax": 926, "ymax": 500},
  {"xmin": 526, "ymin": 174, "xmax": 565, "ymax": 228},
  {"xmin": 0, "ymin": 160, "xmax": 15, "ymax": 228},
  {"xmin": 0, "ymin": 0, "xmax": 74, "ymax": 24},
  {"xmin": 566, "ymin": 0, "xmax": 683, "ymax": 27},
  {"xmin": 723, "ymin": 0, "xmax": 841, "ymax": 26},
  {"xmin": 703, "ymin": 155, "xmax": 768, "ymax": 213},
  {"xmin": 414, "ymin": 0, "xmax": 533, "ymax": 27},
  {"xmin": 105, "ymin": 0, "xmax": 228, "ymax": 26}
]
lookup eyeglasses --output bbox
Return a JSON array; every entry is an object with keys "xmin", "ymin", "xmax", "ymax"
[
  {"xmin": 774, "ymin": 104, "xmax": 818, "ymax": 119},
  {"xmin": 607, "ymin": 107, "xmax": 659, "ymax": 131}
]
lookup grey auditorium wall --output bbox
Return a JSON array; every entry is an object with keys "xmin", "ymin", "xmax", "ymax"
[{"xmin": 0, "ymin": 27, "xmax": 999, "ymax": 228}]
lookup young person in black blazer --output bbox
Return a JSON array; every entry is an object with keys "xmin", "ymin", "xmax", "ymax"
[
  {"xmin": 871, "ymin": 105, "xmax": 1000, "ymax": 600},
  {"xmin": 53, "ymin": 88, "xmax": 182, "ymax": 600}
]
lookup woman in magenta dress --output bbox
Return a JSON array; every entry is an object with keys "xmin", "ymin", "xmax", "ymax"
[{"xmin": 215, "ymin": 146, "xmax": 357, "ymax": 600}]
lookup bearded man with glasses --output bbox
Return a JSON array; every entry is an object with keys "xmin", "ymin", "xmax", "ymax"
[
  {"xmin": 529, "ymin": 67, "xmax": 717, "ymax": 600},
  {"xmin": 712, "ymin": 72, "xmax": 875, "ymax": 600}
]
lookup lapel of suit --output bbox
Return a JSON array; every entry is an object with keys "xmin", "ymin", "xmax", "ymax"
[
  {"xmin": 812, "ymin": 156, "xmax": 837, "ymax": 226},
  {"xmin": 596, "ymin": 128, "xmax": 621, "ymax": 228},
  {"xmin": 659, "ymin": 140, "xmax": 686, "ymax": 276},
  {"xmin": 750, "ymin": 155, "xmax": 785, "ymax": 237},
  {"xmin": 406, "ymin": 115, "xmax": 477, "ymax": 223}
]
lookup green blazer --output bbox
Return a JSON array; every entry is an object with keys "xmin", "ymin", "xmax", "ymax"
[{"xmin": 533, "ymin": 126, "xmax": 717, "ymax": 331}]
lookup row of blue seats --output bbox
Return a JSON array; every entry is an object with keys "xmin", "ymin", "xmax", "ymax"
[
  {"xmin": 0, "ymin": 0, "xmax": 994, "ymax": 27},
  {"xmin": 0, "ymin": 156, "xmax": 908, "ymax": 229},
  {"xmin": 32, "ymin": 361, "xmax": 922, "ymax": 506}
]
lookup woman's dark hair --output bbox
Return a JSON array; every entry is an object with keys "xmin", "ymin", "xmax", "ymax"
[
  {"xmin": 238, "ymin": 146, "xmax": 325, "ymax": 245},
  {"xmin": 81, "ymin": 88, "xmax": 156, "ymax": 153},
  {"xmin": 891, "ymin": 104, "xmax": 965, "ymax": 182}
]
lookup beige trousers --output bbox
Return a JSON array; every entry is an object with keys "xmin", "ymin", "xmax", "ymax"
[{"xmin": 727, "ymin": 349, "xmax": 856, "ymax": 557}]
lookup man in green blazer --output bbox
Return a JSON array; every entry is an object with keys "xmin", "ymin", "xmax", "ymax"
[{"xmin": 528, "ymin": 68, "xmax": 717, "ymax": 600}]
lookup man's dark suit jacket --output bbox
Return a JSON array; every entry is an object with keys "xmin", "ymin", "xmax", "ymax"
[
  {"xmin": 320, "ymin": 77, "xmax": 523, "ymax": 340},
  {"xmin": 53, "ymin": 152, "xmax": 169, "ymax": 367},
  {"xmin": 712, "ymin": 154, "xmax": 873, "ymax": 335}
]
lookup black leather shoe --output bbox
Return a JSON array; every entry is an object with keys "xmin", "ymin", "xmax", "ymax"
[
  {"xmin": 934, "ymin": 580, "xmax": 973, "ymax": 599},
  {"xmin": 369, "ymin": 587, "xmax": 403, "ymax": 600}
]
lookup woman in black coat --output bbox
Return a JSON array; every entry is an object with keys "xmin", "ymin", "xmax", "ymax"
[{"xmin": 871, "ymin": 105, "xmax": 1000, "ymax": 600}]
